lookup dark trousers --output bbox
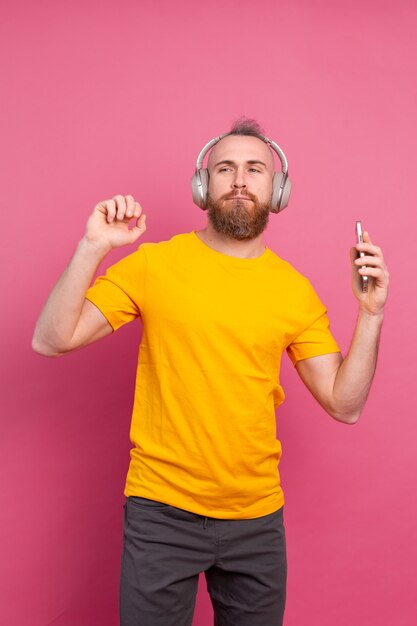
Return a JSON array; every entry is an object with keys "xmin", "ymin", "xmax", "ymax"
[{"xmin": 119, "ymin": 496, "xmax": 287, "ymax": 625}]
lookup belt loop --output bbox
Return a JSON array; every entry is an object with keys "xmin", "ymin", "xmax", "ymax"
[{"xmin": 203, "ymin": 517, "xmax": 208, "ymax": 529}]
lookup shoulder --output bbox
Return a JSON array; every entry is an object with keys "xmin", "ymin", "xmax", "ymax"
[
  {"xmin": 135, "ymin": 232, "xmax": 195, "ymax": 268},
  {"xmin": 266, "ymin": 249, "xmax": 327, "ymax": 323},
  {"xmin": 136, "ymin": 231, "xmax": 191, "ymax": 255},
  {"xmin": 266, "ymin": 248, "xmax": 316, "ymax": 290}
]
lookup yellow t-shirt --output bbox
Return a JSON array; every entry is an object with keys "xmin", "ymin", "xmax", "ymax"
[{"xmin": 85, "ymin": 230, "xmax": 341, "ymax": 519}]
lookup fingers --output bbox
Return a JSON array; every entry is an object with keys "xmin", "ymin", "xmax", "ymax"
[
  {"xmin": 354, "ymin": 252, "xmax": 386, "ymax": 283},
  {"xmin": 97, "ymin": 195, "xmax": 143, "ymax": 223},
  {"xmin": 106, "ymin": 199, "xmax": 117, "ymax": 222},
  {"xmin": 357, "ymin": 266, "xmax": 384, "ymax": 278},
  {"xmin": 114, "ymin": 194, "xmax": 129, "ymax": 221},
  {"xmin": 354, "ymin": 229, "xmax": 386, "ymax": 271},
  {"xmin": 96, "ymin": 198, "xmax": 116, "ymax": 222},
  {"xmin": 355, "ymin": 244, "xmax": 383, "ymax": 262},
  {"xmin": 351, "ymin": 232, "xmax": 389, "ymax": 289},
  {"xmin": 355, "ymin": 231, "xmax": 384, "ymax": 261},
  {"xmin": 354, "ymin": 254, "xmax": 383, "ymax": 268},
  {"xmin": 125, "ymin": 195, "xmax": 135, "ymax": 218}
]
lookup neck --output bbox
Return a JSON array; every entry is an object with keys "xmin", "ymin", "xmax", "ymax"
[{"xmin": 195, "ymin": 223, "xmax": 266, "ymax": 259}]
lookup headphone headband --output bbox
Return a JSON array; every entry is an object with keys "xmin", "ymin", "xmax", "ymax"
[{"xmin": 195, "ymin": 132, "xmax": 288, "ymax": 174}]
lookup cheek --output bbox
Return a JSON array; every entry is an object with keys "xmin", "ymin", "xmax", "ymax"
[
  {"xmin": 208, "ymin": 177, "xmax": 224, "ymax": 198},
  {"xmin": 260, "ymin": 182, "xmax": 273, "ymax": 200}
]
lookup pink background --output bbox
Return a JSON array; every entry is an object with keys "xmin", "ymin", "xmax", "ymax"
[{"xmin": 1, "ymin": 0, "xmax": 416, "ymax": 624}]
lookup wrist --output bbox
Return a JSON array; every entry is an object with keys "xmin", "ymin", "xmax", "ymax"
[
  {"xmin": 79, "ymin": 235, "xmax": 111, "ymax": 258},
  {"xmin": 358, "ymin": 306, "xmax": 385, "ymax": 323}
]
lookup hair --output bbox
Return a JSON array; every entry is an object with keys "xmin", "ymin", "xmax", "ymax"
[{"xmin": 229, "ymin": 116, "xmax": 265, "ymax": 139}]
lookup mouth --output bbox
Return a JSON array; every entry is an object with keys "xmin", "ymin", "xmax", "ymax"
[{"xmin": 227, "ymin": 196, "xmax": 252, "ymax": 201}]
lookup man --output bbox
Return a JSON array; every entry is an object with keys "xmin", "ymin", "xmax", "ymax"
[{"xmin": 32, "ymin": 118, "xmax": 389, "ymax": 626}]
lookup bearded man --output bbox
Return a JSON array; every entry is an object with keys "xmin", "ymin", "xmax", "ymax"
[{"xmin": 32, "ymin": 118, "xmax": 389, "ymax": 626}]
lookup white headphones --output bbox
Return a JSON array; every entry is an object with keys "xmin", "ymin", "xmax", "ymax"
[{"xmin": 191, "ymin": 132, "xmax": 292, "ymax": 213}]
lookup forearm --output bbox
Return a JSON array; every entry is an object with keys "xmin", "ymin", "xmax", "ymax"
[
  {"xmin": 32, "ymin": 237, "xmax": 109, "ymax": 353},
  {"xmin": 332, "ymin": 309, "xmax": 384, "ymax": 423}
]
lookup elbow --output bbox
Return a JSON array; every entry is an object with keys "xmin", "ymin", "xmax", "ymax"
[
  {"xmin": 31, "ymin": 334, "xmax": 65, "ymax": 358},
  {"xmin": 326, "ymin": 393, "xmax": 362, "ymax": 425},
  {"xmin": 329, "ymin": 408, "xmax": 361, "ymax": 425},
  {"xmin": 341, "ymin": 414, "xmax": 360, "ymax": 425}
]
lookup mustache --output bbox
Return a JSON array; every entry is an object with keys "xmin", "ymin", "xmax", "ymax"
[{"xmin": 221, "ymin": 191, "xmax": 257, "ymax": 201}]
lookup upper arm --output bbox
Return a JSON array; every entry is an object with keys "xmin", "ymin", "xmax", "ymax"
[
  {"xmin": 59, "ymin": 299, "xmax": 114, "ymax": 354},
  {"xmin": 295, "ymin": 352, "xmax": 343, "ymax": 416}
]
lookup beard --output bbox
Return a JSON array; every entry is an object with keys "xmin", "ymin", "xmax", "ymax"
[{"xmin": 206, "ymin": 190, "xmax": 271, "ymax": 240}]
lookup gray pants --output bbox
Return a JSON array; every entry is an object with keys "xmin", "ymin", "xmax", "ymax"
[{"xmin": 120, "ymin": 496, "xmax": 287, "ymax": 625}]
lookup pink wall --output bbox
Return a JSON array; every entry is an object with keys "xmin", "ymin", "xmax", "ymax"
[{"xmin": 1, "ymin": 0, "xmax": 416, "ymax": 624}]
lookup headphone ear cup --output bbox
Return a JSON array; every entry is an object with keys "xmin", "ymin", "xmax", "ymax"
[
  {"xmin": 270, "ymin": 172, "xmax": 283, "ymax": 213},
  {"xmin": 270, "ymin": 172, "xmax": 292, "ymax": 213},
  {"xmin": 191, "ymin": 168, "xmax": 209, "ymax": 210},
  {"xmin": 279, "ymin": 177, "xmax": 291, "ymax": 211}
]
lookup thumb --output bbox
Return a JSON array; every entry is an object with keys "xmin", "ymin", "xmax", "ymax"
[
  {"xmin": 349, "ymin": 246, "xmax": 357, "ymax": 264},
  {"xmin": 362, "ymin": 229, "xmax": 373, "ymax": 244},
  {"xmin": 128, "ymin": 214, "xmax": 147, "ymax": 242}
]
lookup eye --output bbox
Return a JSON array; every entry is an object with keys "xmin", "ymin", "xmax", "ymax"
[
  {"xmin": 249, "ymin": 168, "xmax": 260, "ymax": 173},
  {"xmin": 218, "ymin": 167, "xmax": 231, "ymax": 173}
]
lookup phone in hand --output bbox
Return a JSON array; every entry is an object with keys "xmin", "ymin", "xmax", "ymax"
[{"xmin": 355, "ymin": 221, "xmax": 368, "ymax": 293}]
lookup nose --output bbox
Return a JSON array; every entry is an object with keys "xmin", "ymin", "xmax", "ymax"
[{"xmin": 232, "ymin": 168, "xmax": 247, "ymax": 190}]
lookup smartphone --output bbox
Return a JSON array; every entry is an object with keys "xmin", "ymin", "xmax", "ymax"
[{"xmin": 355, "ymin": 221, "xmax": 368, "ymax": 292}]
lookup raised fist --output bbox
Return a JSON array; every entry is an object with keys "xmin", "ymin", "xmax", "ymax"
[{"xmin": 84, "ymin": 194, "xmax": 147, "ymax": 252}]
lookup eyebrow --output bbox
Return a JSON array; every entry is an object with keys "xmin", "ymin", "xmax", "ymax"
[{"xmin": 214, "ymin": 159, "xmax": 267, "ymax": 168}]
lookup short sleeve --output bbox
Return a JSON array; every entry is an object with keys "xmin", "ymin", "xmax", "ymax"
[
  {"xmin": 286, "ymin": 279, "xmax": 341, "ymax": 366},
  {"xmin": 85, "ymin": 244, "xmax": 147, "ymax": 331}
]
